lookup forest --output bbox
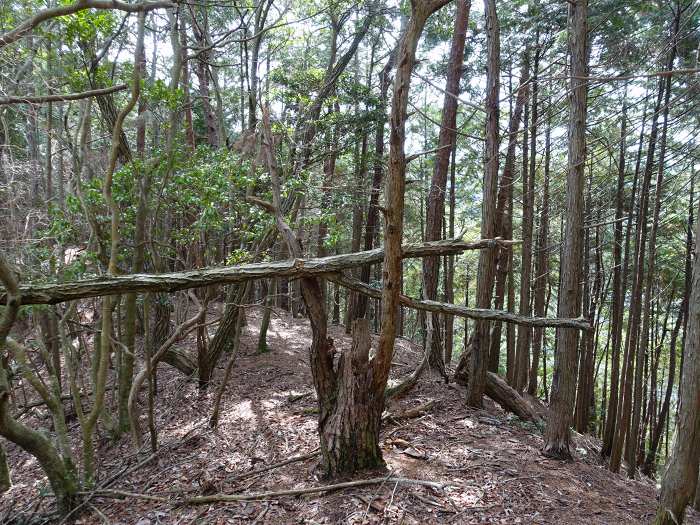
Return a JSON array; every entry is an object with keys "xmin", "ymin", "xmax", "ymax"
[{"xmin": 1, "ymin": 0, "xmax": 700, "ymax": 523}]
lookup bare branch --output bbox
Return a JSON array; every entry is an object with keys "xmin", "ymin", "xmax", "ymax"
[
  {"xmin": 0, "ymin": 84, "xmax": 129, "ymax": 106},
  {"xmin": 329, "ymin": 272, "xmax": 592, "ymax": 331},
  {"xmin": 0, "ymin": 0, "xmax": 175, "ymax": 49},
  {"xmin": 245, "ymin": 196, "xmax": 276, "ymax": 214}
]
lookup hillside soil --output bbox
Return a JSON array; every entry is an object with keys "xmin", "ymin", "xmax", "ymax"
[{"xmin": 4, "ymin": 306, "xmax": 699, "ymax": 524}]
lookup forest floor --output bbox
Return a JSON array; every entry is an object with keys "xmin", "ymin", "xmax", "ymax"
[{"xmin": 5, "ymin": 306, "xmax": 700, "ymax": 524}]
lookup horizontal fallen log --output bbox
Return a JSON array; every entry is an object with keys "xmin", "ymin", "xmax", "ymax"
[
  {"xmin": 3, "ymin": 237, "xmax": 516, "ymax": 306},
  {"xmin": 329, "ymin": 273, "xmax": 592, "ymax": 331}
]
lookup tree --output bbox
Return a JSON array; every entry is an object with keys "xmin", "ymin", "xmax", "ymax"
[
  {"xmin": 653, "ymin": 188, "xmax": 700, "ymax": 525},
  {"xmin": 422, "ymin": 0, "xmax": 471, "ymax": 375},
  {"xmin": 542, "ymin": 0, "xmax": 588, "ymax": 460},
  {"xmin": 456, "ymin": 0, "xmax": 500, "ymax": 407}
]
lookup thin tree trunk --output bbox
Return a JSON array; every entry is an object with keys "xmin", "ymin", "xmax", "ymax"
[
  {"xmin": 515, "ymin": 45, "xmax": 536, "ymax": 392},
  {"xmin": 609, "ymin": 68, "xmax": 666, "ymax": 475},
  {"xmin": 489, "ymin": 58, "xmax": 529, "ymax": 375},
  {"xmin": 529, "ymin": 94, "xmax": 550, "ymax": 396},
  {"xmin": 627, "ymin": 13, "xmax": 677, "ymax": 478},
  {"xmin": 422, "ymin": 0, "xmax": 470, "ymax": 375},
  {"xmin": 353, "ymin": 44, "xmax": 398, "ymax": 321},
  {"xmin": 444, "ymin": 138, "xmax": 457, "ymax": 364},
  {"xmin": 456, "ymin": 0, "xmax": 500, "ymax": 406},
  {"xmin": 601, "ymin": 91, "xmax": 629, "ymax": 457}
]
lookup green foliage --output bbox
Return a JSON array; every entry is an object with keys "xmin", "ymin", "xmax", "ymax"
[{"xmin": 58, "ymin": 7, "xmax": 117, "ymax": 44}]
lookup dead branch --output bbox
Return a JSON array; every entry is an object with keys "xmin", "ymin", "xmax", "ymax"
[
  {"xmin": 329, "ymin": 272, "xmax": 592, "ymax": 330},
  {"xmin": 181, "ymin": 477, "xmax": 449, "ymax": 504},
  {"xmin": 226, "ymin": 449, "xmax": 321, "ymax": 483},
  {"xmin": 0, "ymin": 85, "xmax": 128, "ymax": 106}
]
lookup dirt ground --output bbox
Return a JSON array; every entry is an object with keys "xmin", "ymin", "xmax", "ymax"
[{"xmin": 4, "ymin": 306, "xmax": 699, "ymax": 524}]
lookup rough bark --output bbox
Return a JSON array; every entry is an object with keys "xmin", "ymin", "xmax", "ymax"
[
  {"xmin": 422, "ymin": 0, "xmax": 471, "ymax": 375},
  {"xmin": 489, "ymin": 57, "xmax": 528, "ymax": 374},
  {"xmin": 653, "ymin": 190, "xmax": 700, "ymax": 525},
  {"xmin": 364, "ymin": 0, "xmax": 450, "ymax": 472},
  {"xmin": 485, "ymin": 372, "xmax": 543, "ymax": 425},
  {"xmin": 4, "ymin": 238, "xmax": 504, "ymax": 306},
  {"xmin": 330, "ymin": 272, "xmax": 591, "ymax": 330},
  {"xmin": 542, "ymin": 0, "xmax": 588, "ymax": 460},
  {"xmin": 460, "ymin": 0, "xmax": 500, "ymax": 407}
]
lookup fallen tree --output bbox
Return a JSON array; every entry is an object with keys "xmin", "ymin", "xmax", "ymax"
[
  {"xmin": 3, "ymin": 237, "xmax": 515, "ymax": 306},
  {"xmin": 484, "ymin": 372, "xmax": 543, "ymax": 424}
]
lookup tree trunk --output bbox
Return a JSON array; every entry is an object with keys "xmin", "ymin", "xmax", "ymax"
[
  {"xmin": 610, "ymin": 65, "xmax": 666, "ymax": 474},
  {"xmin": 321, "ymin": 319, "xmax": 384, "ymax": 472},
  {"xmin": 642, "ymin": 296, "xmax": 682, "ymax": 477},
  {"xmin": 257, "ymin": 279, "xmax": 273, "ymax": 353},
  {"xmin": 444, "ymin": 140, "xmax": 457, "ymax": 364},
  {"xmin": 601, "ymin": 91, "xmax": 629, "ymax": 457},
  {"xmin": 353, "ymin": 42, "xmax": 398, "ymax": 322},
  {"xmin": 489, "ymin": 57, "xmax": 528, "ymax": 374},
  {"xmin": 0, "ymin": 441, "xmax": 10, "ymax": 493},
  {"xmin": 515, "ymin": 50, "xmax": 535, "ymax": 392},
  {"xmin": 422, "ymin": 0, "xmax": 470, "ymax": 375},
  {"xmin": 627, "ymin": 13, "xmax": 677, "ymax": 478},
  {"xmin": 653, "ymin": 186, "xmax": 700, "ymax": 524},
  {"xmin": 542, "ymin": 0, "xmax": 588, "ymax": 460},
  {"xmin": 528, "ymin": 94, "xmax": 551, "ymax": 396},
  {"xmin": 458, "ymin": 0, "xmax": 500, "ymax": 407},
  {"xmin": 192, "ymin": 3, "xmax": 220, "ymax": 148},
  {"xmin": 324, "ymin": 0, "xmax": 449, "ymax": 475}
]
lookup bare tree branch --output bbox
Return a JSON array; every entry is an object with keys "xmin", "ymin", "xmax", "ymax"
[
  {"xmin": 329, "ymin": 272, "xmax": 592, "ymax": 331},
  {"xmin": 0, "ymin": 84, "xmax": 128, "ymax": 106},
  {"xmin": 0, "ymin": 0, "xmax": 175, "ymax": 49}
]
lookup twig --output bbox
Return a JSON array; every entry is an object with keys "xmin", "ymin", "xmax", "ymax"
[
  {"xmin": 88, "ymin": 503, "xmax": 110, "ymax": 524},
  {"xmin": 226, "ymin": 449, "xmax": 320, "ymax": 482},
  {"xmin": 499, "ymin": 474, "xmax": 542, "ymax": 485},
  {"xmin": 182, "ymin": 477, "xmax": 448, "ymax": 504},
  {"xmin": 87, "ymin": 489, "xmax": 168, "ymax": 502},
  {"xmin": 406, "ymin": 144, "xmax": 451, "ymax": 163}
]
